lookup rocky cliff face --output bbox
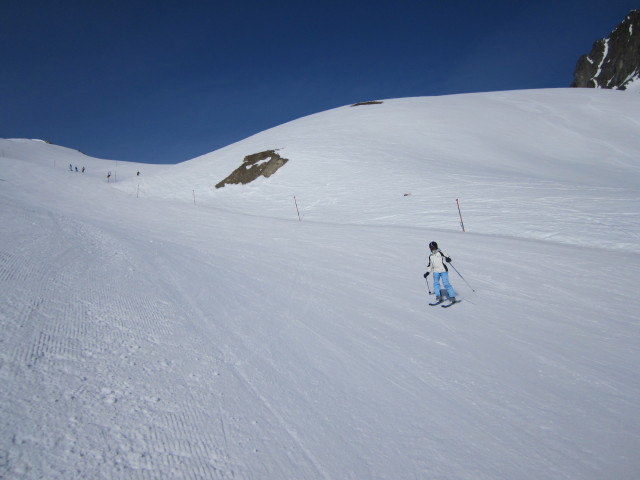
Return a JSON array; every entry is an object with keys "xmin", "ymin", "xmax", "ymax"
[{"xmin": 571, "ymin": 10, "xmax": 640, "ymax": 90}]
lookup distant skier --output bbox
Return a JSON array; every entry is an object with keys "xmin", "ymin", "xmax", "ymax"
[
  {"xmin": 423, "ymin": 241, "xmax": 458, "ymax": 306},
  {"xmin": 82, "ymin": 166, "xmax": 85, "ymax": 173},
  {"xmin": 69, "ymin": 164, "xmax": 73, "ymax": 171}
]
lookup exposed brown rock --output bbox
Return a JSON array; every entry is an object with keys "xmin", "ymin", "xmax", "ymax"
[
  {"xmin": 215, "ymin": 150, "xmax": 289, "ymax": 189},
  {"xmin": 351, "ymin": 101, "xmax": 384, "ymax": 106}
]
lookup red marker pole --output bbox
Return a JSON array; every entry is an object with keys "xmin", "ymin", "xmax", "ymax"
[{"xmin": 456, "ymin": 199, "xmax": 465, "ymax": 232}]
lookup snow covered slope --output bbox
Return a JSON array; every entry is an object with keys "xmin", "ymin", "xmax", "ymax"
[
  {"xmin": 117, "ymin": 88, "xmax": 640, "ymax": 252},
  {"xmin": 1, "ymin": 88, "xmax": 640, "ymax": 479},
  {"xmin": 0, "ymin": 138, "xmax": 169, "ymax": 181}
]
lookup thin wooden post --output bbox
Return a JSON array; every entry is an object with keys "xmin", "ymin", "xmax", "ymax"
[
  {"xmin": 456, "ymin": 198, "xmax": 465, "ymax": 232},
  {"xmin": 294, "ymin": 196, "xmax": 301, "ymax": 221}
]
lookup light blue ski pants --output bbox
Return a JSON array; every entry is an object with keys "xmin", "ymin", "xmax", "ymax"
[{"xmin": 433, "ymin": 271, "xmax": 456, "ymax": 299}]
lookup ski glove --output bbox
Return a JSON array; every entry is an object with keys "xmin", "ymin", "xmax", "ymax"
[
  {"xmin": 446, "ymin": 257, "xmax": 451, "ymax": 263},
  {"xmin": 423, "ymin": 272, "xmax": 429, "ymax": 278}
]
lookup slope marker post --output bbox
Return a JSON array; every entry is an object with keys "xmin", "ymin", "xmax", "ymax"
[
  {"xmin": 456, "ymin": 198, "xmax": 465, "ymax": 232},
  {"xmin": 294, "ymin": 196, "xmax": 301, "ymax": 221}
]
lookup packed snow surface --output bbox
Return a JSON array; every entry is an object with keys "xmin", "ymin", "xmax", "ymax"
[{"xmin": 1, "ymin": 88, "xmax": 639, "ymax": 479}]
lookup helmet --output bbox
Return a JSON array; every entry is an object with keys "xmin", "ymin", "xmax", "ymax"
[{"xmin": 429, "ymin": 241, "xmax": 438, "ymax": 251}]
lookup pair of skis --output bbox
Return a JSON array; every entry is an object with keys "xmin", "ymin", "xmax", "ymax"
[{"xmin": 429, "ymin": 299, "xmax": 460, "ymax": 308}]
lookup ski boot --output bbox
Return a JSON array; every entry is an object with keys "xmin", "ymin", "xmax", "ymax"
[{"xmin": 429, "ymin": 296, "xmax": 443, "ymax": 306}]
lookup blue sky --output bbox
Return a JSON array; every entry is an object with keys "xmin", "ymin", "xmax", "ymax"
[{"xmin": 1, "ymin": 0, "xmax": 638, "ymax": 164}]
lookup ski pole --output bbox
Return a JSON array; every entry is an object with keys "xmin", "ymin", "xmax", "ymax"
[
  {"xmin": 449, "ymin": 262, "xmax": 475, "ymax": 292},
  {"xmin": 425, "ymin": 276, "xmax": 432, "ymax": 294}
]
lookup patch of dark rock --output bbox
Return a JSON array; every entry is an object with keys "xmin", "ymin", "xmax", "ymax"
[
  {"xmin": 215, "ymin": 150, "xmax": 289, "ymax": 189},
  {"xmin": 571, "ymin": 9, "xmax": 640, "ymax": 89},
  {"xmin": 351, "ymin": 101, "xmax": 383, "ymax": 107}
]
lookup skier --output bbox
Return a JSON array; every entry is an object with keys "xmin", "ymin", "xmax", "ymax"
[{"xmin": 423, "ymin": 241, "xmax": 458, "ymax": 306}]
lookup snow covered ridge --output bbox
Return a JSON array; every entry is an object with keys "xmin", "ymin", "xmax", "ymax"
[
  {"xmin": 0, "ymin": 137, "xmax": 169, "ymax": 180},
  {"xmin": 3, "ymin": 88, "xmax": 640, "ymax": 252},
  {"xmin": 572, "ymin": 9, "xmax": 640, "ymax": 90},
  {"xmin": 104, "ymin": 88, "xmax": 640, "ymax": 253}
]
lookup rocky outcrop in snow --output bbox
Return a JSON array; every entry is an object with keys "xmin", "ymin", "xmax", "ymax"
[
  {"xmin": 215, "ymin": 150, "xmax": 288, "ymax": 189},
  {"xmin": 571, "ymin": 9, "xmax": 640, "ymax": 90}
]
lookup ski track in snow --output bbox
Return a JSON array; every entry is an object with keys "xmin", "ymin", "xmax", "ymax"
[
  {"xmin": 0, "ymin": 201, "xmax": 236, "ymax": 478},
  {"xmin": 2, "ymin": 175, "xmax": 640, "ymax": 478},
  {"xmin": 0, "ymin": 190, "xmax": 334, "ymax": 479}
]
